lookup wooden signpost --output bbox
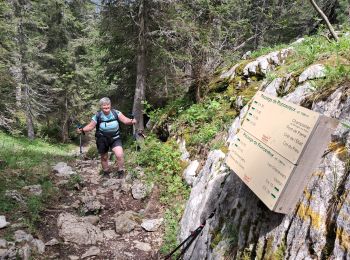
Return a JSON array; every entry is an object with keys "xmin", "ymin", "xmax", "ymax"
[{"xmin": 226, "ymin": 91, "xmax": 339, "ymax": 214}]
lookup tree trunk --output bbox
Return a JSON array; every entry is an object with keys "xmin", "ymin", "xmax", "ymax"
[
  {"xmin": 61, "ymin": 93, "xmax": 69, "ymax": 143},
  {"xmin": 309, "ymin": 0, "xmax": 339, "ymax": 41},
  {"xmin": 23, "ymin": 69, "xmax": 35, "ymax": 140},
  {"xmin": 132, "ymin": 0, "xmax": 146, "ymax": 140}
]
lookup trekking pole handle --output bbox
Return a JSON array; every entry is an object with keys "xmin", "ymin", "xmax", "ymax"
[{"xmin": 76, "ymin": 123, "xmax": 85, "ymax": 135}]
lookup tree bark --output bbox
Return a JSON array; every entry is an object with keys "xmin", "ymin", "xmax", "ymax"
[
  {"xmin": 61, "ymin": 93, "xmax": 69, "ymax": 143},
  {"xmin": 132, "ymin": 0, "xmax": 146, "ymax": 140},
  {"xmin": 309, "ymin": 0, "xmax": 339, "ymax": 41},
  {"xmin": 23, "ymin": 69, "xmax": 35, "ymax": 140}
]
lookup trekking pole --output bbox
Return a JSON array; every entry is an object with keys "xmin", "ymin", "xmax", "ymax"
[
  {"xmin": 76, "ymin": 123, "xmax": 85, "ymax": 155},
  {"xmin": 164, "ymin": 209, "xmax": 216, "ymax": 260}
]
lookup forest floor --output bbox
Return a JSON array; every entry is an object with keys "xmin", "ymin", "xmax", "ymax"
[{"xmin": 39, "ymin": 155, "xmax": 165, "ymax": 259}]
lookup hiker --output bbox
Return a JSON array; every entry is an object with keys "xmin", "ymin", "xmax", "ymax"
[{"xmin": 77, "ymin": 97, "xmax": 137, "ymax": 178}]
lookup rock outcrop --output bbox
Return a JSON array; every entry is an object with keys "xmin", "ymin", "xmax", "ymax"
[{"xmin": 180, "ymin": 48, "xmax": 350, "ymax": 259}]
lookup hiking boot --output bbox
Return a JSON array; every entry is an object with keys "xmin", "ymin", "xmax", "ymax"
[
  {"xmin": 116, "ymin": 170, "xmax": 126, "ymax": 179},
  {"xmin": 100, "ymin": 169, "xmax": 110, "ymax": 178}
]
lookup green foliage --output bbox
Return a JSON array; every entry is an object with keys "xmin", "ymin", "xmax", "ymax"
[
  {"xmin": 160, "ymin": 206, "xmax": 184, "ymax": 256},
  {"xmin": 86, "ymin": 146, "xmax": 99, "ymax": 159},
  {"xmin": 0, "ymin": 132, "xmax": 72, "ymax": 170},
  {"xmin": 0, "ymin": 131, "xmax": 69, "ymax": 231},
  {"xmin": 137, "ymin": 135, "xmax": 189, "ymax": 204},
  {"xmin": 189, "ymin": 123, "xmax": 219, "ymax": 145},
  {"xmin": 67, "ymin": 174, "xmax": 83, "ymax": 190}
]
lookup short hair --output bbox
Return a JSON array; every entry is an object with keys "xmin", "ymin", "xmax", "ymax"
[{"xmin": 99, "ymin": 97, "xmax": 111, "ymax": 106}]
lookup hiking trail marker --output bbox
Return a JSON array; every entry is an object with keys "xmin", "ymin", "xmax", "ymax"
[{"xmin": 226, "ymin": 91, "xmax": 338, "ymax": 214}]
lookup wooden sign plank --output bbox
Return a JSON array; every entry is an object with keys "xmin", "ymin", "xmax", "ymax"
[{"xmin": 226, "ymin": 91, "xmax": 339, "ymax": 213}]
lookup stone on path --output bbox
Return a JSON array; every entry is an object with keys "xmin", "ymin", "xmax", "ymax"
[
  {"xmin": 52, "ymin": 162, "xmax": 75, "ymax": 177},
  {"xmin": 141, "ymin": 218, "xmax": 164, "ymax": 232},
  {"xmin": 22, "ymin": 185, "xmax": 42, "ymax": 196},
  {"xmin": 80, "ymin": 195, "xmax": 104, "ymax": 214},
  {"xmin": 45, "ymin": 238, "xmax": 59, "ymax": 246},
  {"xmin": 133, "ymin": 241, "xmax": 151, "ymax": 252},
  {"xmin": 4, "ymin": 190, "xmax": 24, "ymax": 203},
  {"xmin": 0, "ymin": 216, "xmax": 10, "ymax": 229},
  {"xmin": 14, "ymin": 230, "xmax": 33, "ymax": 243},
  {"xmin": 81, "ymin": 246, "xmax": 100, "ymax": 258},
  {"xmin": 114, "ymin": 211, "xmax": 140, "ymax": 235},
  {"xmin": 0, "ymin": 239, "xmax": 7, "ymax": 248},
  {"xmin": 131, "ymin": 180, "xmax": 152, "ymax": 200},
  {"xmin": 82, "ymin": 215, "xmax": 100, "ymax": 225},
  {"xmin": 57, "ymin": 213, "xmax": 103, "ymax": 245}
]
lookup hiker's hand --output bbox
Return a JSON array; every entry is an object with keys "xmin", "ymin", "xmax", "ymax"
[
  {"xmin": 131, "ymin": 118, "xmax": 137, "ymax": 125},
  {"xmin": 76, "ymin": 128, "xmax": 84, "ymax": 134}
]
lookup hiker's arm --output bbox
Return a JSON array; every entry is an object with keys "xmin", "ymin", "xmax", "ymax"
[
  {"xmin": 77, "ymin": 120, "xmax": 96, "ymax": 134},
  {"xmin": 118, "ymin": 113, "xmax": 137, "ymax": 125}
]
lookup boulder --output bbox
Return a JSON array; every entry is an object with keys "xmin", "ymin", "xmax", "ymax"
[
  {"xmin": 183, "ymin": 160, "xmax": 199, "ymax": 186},
  {"xmin": 131, "ymin": 180, "xmax": 153, "ymax": 200},
  {"xmin": 133, "ymin": 241, "xmax": 151, "ymax": 252},
  {"xmin": 141, "ymin": 218, "xmax": 164, "ymax": 232},
  {"xmin": 114, "ymin": 211, "xmax": 140, "ymax": 235},
  {"xmin": 52, "ymin": 162, "xmax": 75, "ymax": 177},
  {"xmin": 0, "ymin": 216, "xmax": 9, "ymax": 229},
  {"xmin": 299, "ymin": 64, "xmax": 326, "ymax": 83},
  {"xmin": 57, "ymin": 213, "xmax": 103, "ymax": 245},
  {"xmin": 80, "ymin": 195, "xmax": 104, "ymax": 214}
]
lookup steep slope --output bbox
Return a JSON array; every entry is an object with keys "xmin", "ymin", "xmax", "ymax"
[{"xmin": 179, "ymin": 34, "xmax": 350, "ymax": 259}]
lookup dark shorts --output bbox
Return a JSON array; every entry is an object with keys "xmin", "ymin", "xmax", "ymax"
[{"xmin": 96, "ymin": 133, "xmax": 122, "ymax": 154}]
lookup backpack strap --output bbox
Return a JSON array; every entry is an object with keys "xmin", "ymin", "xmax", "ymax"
[{"xmin": 95, "ymin": 109, "xmax": 120, "ymax": 137}]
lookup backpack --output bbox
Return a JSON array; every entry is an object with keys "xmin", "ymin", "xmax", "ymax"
[{"xmin": 95, "ymin": 109, "xmax": 120, "ymax": 138}]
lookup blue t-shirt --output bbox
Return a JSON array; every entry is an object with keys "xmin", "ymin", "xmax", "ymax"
[{"xmin": 92, "ymin": 110, "xmax": 120, "ymax": 133}]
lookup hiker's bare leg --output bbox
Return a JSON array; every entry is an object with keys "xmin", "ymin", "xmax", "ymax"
[
  {"xmin": 112, "ymin": 146, "xmax": 124, "ymax": 171},
  {"xmin": 100, "ymin": 153, "xmax": 109, "ymax": 171}
]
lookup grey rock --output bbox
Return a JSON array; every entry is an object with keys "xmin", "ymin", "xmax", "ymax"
[
  {"xmin": 264, "ymin": 77, "xmax": 282, "ymax": 97},
  {"xmin": 121, "ymin": 181, "xmax": 132, "ymax": 193},
  {"xmin": 220, "ymin": 64, "xmax": 239, "ymax": 80},
  {"xmin": 22, "ymin": 185, "xmax": 42, "ymax": 196},
  {"xmin": 52, "ymin": 162, "xmax": 75, "ymax": 177},
  {"xmin": 0, "ymin": 248, "xmax": 7, "ymax": 258},
  {"xmin": 82, "ymin": 215, "xmax": 100, "ymax": 225},
  {"xmin": 68, "ymin": 256, "xmax": 79, "ymax": 260},
  {"xmin": 114, "ymin": 211, "xmax": 139, "ymax": 235},
  {"xmin": 81, "ymin": 246, "xmax": 100, "ymax": 258},
  {"xmin": 80, "ymin": 195, "xmax": 104, "ymax": 214},
  {"xmin": 183, "ymin": 160, "xmax": 199, "ymax": 186},
  {"xmin": 133, "ymin": 241, "xmax": 151, "ymax": 252},
  {"xmin": 45, "ymin": 238, "xmax": 59, "ymax": 246},
  {"xmin": 5, "ymin": 190, "xmax": 25, "ymax": 203},
  {"xmin": 102, "ymin": 178, "xmax": 122, "ymax": 190},
  {"xmin": 0, "ymin": 239, "xmax": 7, "ymax": 248},
  {"xmin": 57, "ymin": 213, "xmax": 103, "ymax": 245},
  {"xmin": 131, "ymin": 180, "xmax": 152, "ymax": 200},
  {"xmin": 243, "ymin": 47, "xmax": 293, "ymax": 77},
  {"xmin": 141, "ymin": 218, "xmax": 163, "ymax": 232},
  {"xmin": 180, "ymin": 150, "xmax": 227, "ymax": 259},
  {"xmin": 284, "ymin": 82, "xmax": 313, "ymax": 104},
  {"xmin": 103, "ymin": 229, "xmax": 117, "ymax": 240},
  {"xmin": 299, "ymin": 64, "xmax": 326, "ymax": 83},
  {"xmin": 0, "ymin": 216, "xmax": 9, "ymax": 229},
  {"xmin": 178, "ymin": 139, "xmax": 190, "ymax": 161},
  {"xmin": 20, "ymin": 244, "xmax": 31, "ymax": 260},
  {"xmin": 241, "ymin": 51, "xmax": 251, "ymax": 60},
  {"xmin": 235, "ymin": 95, "xmax": 244, "ymax": 110},
  {"xmin": 32, "ymin": 239, "xmax": 45, "ymax": 254},
  {"xmin": 14, "ymin": 230, "xmax": 33, "ymax": 243},
  {"xmin": 180, "ymin": 84, "xmax": 350, "ymax": 259}
]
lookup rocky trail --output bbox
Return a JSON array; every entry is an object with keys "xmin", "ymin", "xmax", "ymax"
[{"xmin": 1, "ymin": 157, "xmax": 165, "ymax": 259}]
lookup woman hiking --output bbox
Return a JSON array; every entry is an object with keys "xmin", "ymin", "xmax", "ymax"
[{"xmin": 77, "ymin": 97, "xmax": 137, "ymax": 178}]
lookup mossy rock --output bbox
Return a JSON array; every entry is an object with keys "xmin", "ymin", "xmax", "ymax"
[
  {"xmin": 235, "ymin": 60, "xmax": 252, "ymax": 76},
  {"xmin": 208, "ymin": 76, "xmax": 229, "ymax": 93}
]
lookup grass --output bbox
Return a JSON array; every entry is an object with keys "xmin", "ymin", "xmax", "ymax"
[{"xmin": 0, "ymin": 131, "xmax": 72, "ymax": 230}]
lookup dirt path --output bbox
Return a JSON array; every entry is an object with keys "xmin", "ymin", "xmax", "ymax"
[{"xmin": 37, "ymin": 158, "xmax": 165, "ymax": 259}]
